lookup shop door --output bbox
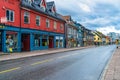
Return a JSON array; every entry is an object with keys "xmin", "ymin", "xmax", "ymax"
[
  {"xmin": 21, "ymin": 34, "xmax": 30, "ymax": 51},
  {"xmin": 49, "ymin": 36, "xmax": 54, "ymax": 48},
  {"xmin": 0, "ymin": 31, "xmax": 2, "ymax": 51}
]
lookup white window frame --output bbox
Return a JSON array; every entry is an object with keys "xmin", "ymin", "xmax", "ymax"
[
  {"xmin": 40, "ymin": 0, "xmax": 46, "ymax": 11},
  {"xmin": 24, "ymin": 11, "xmax": 30, "ymax": 24},
  {"xmin": 46, "ymin": 19, "xmax": 50, "ymax": 28},
  {"xmin": 6, "ymin": 9, "xmax": 14, "ymax": 22},
  {"xmin": 36, "ymin": 16, "xmax": 40, "ymax": 26},
  {"xmin": 54, "ymin": 21, "xmax": 57, "ymax": 29}
]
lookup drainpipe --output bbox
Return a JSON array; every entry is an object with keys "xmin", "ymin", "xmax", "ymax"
[{"xmin": 19, "ymin": 0, "xmax": 22, "ymax": 52}]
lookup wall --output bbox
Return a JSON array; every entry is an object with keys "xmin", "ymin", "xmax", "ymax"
[{"xmin": 0, "ymin": 0, "xmax": 20, "ymax": 27}]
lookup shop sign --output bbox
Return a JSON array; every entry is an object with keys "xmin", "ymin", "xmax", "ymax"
[
  {"xmin": 56, "ymin": 36, "xmax": 59, "ymax": 39},
  {"xmin": 60, "ymin": 37, "xmax": 63, "ymax": 40}
]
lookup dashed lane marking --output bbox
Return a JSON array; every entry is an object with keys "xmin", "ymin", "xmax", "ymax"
[
  {"xmin": 0, "ymin": 67, "xmax": 21, "ymax": 74},
  {"xmin": 31, "ymin": 59, "xmax": 54, "ymax": 66}
]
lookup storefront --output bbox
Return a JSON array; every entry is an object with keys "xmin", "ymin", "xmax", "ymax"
[
  {"xmin": 60, "ymin": 37, "xmax": 64, "ymax": 48},
  {"xmin": 6, "ymin": 31, "xmax": 18, "ymax": 52},
  {"xmin": 55, "ymin": 36, "xmax": 59, "ymax": 48},
  {"xmin": 55, "ymin": 36, "xmax": 64, "ymax": 48},
  {"xmin": 0, "ymin": 25, "xmax": 21, "ymax": 53},
  {"xmin": 0, "ymin": 31, "xmax": 2, "ymax": 51},
  {"xmin": 0, "ymin": 25, "xmax": 65, "ymax": 53}
]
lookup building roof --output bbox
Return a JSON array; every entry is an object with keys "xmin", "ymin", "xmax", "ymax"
[
  {"xmin": 21, "ymin": 0, "xmax": 65, "ymax": 22},
  {"xmin": 62, "ymin": 16, "xmax": 72, "ymax": 22},
  {"xmin": 34, "ymin": 0, "xmax": 42, "ymax": 5},
  {"xmin": 46, "ymin": 1, "xmax": 54, "ymax": 9}
]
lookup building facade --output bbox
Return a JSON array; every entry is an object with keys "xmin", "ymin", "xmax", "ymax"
[
  {"xmin": 0, "ymin": 0, "xmax": 65, "ymax": 53},
  {"xmin": 74, "ymin": 22, "xmax": 83, "ymax": 47},
  {"xmin": 63, "ymin": 16, "xmax": 78, "ymax": 48},
  {"xmin": 83, "ymin": 28, "xmax": 94, "ymax": 46}
]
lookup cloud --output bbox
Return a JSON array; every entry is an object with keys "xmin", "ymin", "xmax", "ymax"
[
  {"xmin": 46, "ymin": 0, "xmax": 120, "ymax": 34},
  {"xmin": 97, "ymin": 26, "xmax": 120, "ymax": 35},
  {"xmin": 78, "ymin": 3, "xmax": 91, "ymax": 12}
]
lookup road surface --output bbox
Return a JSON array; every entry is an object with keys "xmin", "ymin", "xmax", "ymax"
[{"xmin": 0, "ymin": 45, "xmax": 116, "ymax": 80}]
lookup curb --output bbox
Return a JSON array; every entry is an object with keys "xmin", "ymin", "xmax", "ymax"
[
  {"xmin": 0, "ymin": 46, "xmax": 94, "ymax": 62},
  {"xmin": 99, "ymin": 47, "xmax": 116, "ymax": 80}
]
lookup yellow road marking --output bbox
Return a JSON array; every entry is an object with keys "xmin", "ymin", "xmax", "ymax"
[
  {"xmin": 31, "ymin": 59, "xmax": 54, "ymax": 66},
  {"xmin": 57, "ymin": 55, "xmax": 71, "ymax": 59},
  {"xmin": 0, "ymin": 67, "xmax": 21, "ymax": 74},
  {"xmin": 71, "ymin": 53, "xmax": 79, "ymax": 55}
]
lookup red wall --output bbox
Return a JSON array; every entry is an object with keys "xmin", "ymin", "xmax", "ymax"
[
  {"xmin": 21, "ymin": 9, "xmax": 65, "ymax": 34},
  {"xmin": 0, "ymin": 0, "xmax": 65, "ymax": 34},
  {"xmin": 0, "ymin": 0, "xmax": 20, "ymax": 27}
]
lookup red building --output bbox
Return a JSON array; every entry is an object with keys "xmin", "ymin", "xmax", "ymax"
[{"xmin": 0, "ymin": 0, "xmax": 65, "ymax": 53}]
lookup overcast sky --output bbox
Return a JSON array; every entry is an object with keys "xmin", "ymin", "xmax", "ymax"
[{"xmin": 47, "ymin": 0, "xmax": 120, "ymax": 35}]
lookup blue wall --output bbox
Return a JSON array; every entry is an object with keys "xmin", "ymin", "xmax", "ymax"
[{"xmin": 0, "ymin": 25, "xmax": 65, "ymax": 53}]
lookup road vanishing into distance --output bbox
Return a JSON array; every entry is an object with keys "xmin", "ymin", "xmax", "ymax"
[{"xmin": 0, "ymin": 45, "xmax": 116, "ymax": 80}]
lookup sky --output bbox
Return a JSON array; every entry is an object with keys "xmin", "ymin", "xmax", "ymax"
[{"xmin": 47, "ymin": 0, "xmax": 120, "ymax": 35}]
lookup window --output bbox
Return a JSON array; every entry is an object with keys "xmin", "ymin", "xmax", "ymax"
[
  {"xmin": 42, "ymin": 35, "xmax": 48, "ymax": 46},
  {"xmin": 34, "ymin": 34, "xmax": 40, "ymax": 47},
  {"xmin": 6, "ymin": 31, "xmax": 18, "ymax": 52},
  {"xmin": 60, "ymin": 24, "xmax": 64, "ymax": 30},
  {"xmin": 98, "ymin": 38, "xmax": 99, "ymax": 40},
  {"xmin": 41, "ymin": 0, "xmax": 46, "ymax": 11},
  {"xmin": 54, "ymin": 21, "xmax": 57, "ymax": 29},
  {"xmin": 24, "ymin": 12, "xmax": 30, "ymax": 24},
  {"xmin": 6, "ymin": 10, "xmax": 14, "ymax": 22},
  {"xmin": 27, "ymin": 0, "xmax": 34, "ymax": 4},
  {"xmin": 36, "ymin": 16, "xmax": 40, "ymax": 26},
  {"xmin": 46, "ymin": 19, "xmax": 50, "ymax": 28},
  {"xmin": 68, "ymin": 27, "xmax": 72, "ymax": 34}
]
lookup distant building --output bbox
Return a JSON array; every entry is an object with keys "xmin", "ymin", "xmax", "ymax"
[
  {"xmin": 92, "ymin": 31, "xmax": 104, "ymax": 46},
  {"xmin": 107, "ymin": 32, "xmax": 120, "ymax": 44},
  {"xmin": 62, "ymin": 16, "xmax": 78, "ymax": 48},
  {"xmin": 83, "ymin": 28, "xmax": 94, "ymax": 46}
]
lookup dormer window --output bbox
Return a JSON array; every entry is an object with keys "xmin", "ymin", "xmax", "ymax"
[
  {"xmin": 27, "ymin": 0, "xmax": 34, "ymax": 4},
  {"xmin": 41, "ymin": 6, "xmax": 45, "ymax": 11},
  {"xmin": 47, "ymin": 2, "xmax": 56, "ymax": 14},
  {"xmin": 52, "ymin": 6, "xmax": 56, "ymax": 14},
  {"xmin": 40, "ymin": 0, "xmax": 46, "ymax": 11}
]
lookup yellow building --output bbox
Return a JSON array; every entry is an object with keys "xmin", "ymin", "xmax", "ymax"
[
  {"xmin": 92, "ymin": 31, "xmax": 103, "ymax": 45},
  {"xmin": 94, "ymin": 35, "xmax": 102, "ymax": 45}
]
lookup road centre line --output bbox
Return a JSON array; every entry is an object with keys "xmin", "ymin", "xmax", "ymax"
[
  {"xmin": 31, "ymin": 53, "xmax": 80, "ymax": 66},
  {"xmin": 57, "ymin": 54, "xmax": 72, "ymax": 59},
  {"xmin": 0, "ymin": 67, "xmax": 21, "ymax": 74},
  {"xmin": 31, "ymin": 58, "xmax": 54, "ymax": 66},
  {"xmin": 0, "ymin": 53, "xmax": 80, "ymax": 74}
]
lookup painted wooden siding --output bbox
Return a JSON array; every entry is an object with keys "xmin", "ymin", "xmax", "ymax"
[{"xmin": 0, "ymin": 0, "xmax": 20, "ymax": 27}]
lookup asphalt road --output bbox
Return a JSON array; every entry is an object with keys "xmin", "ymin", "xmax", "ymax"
[{"xmin": 0, "ymin": 45, "xmax": 116, "ymax": 80}]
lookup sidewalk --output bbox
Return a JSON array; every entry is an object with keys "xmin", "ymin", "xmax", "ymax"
[
  {"xmin": 0, "ymin": 46, "xmax": 93, "ymax": 61},
  {"xmin": 102, "ymin": 47, "xmax": 120, "ymax": 80}
]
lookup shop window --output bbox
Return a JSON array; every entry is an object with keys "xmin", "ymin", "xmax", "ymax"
[
  {"xmin": 42, "ymin": 39, "xmax": 47, "ymax": 46},
  {"xmin": 60, "ymin": 40, "xmax": 63, "ymax": 47},
  {"xmin": 6, "ymin": 9, "xmax": 14, "ymax": 22},
  {"xmin": 36, "ymin": 16, "xmax": 40, "ymax": 26},
  {"xmin": 6, "ymin": 31, "xmax": 18, "ymax": 52},
  {"xmin": 42, "ymin": 35, "xmax": 48, "ymax": 46},
  {"xmin": 34, "ymin": 34, "xmax": 40, "ymax": 47},
  {"xmin": 24, "ymin": 12, "xmax": 30, "ymax": 24},
  {"xmin": 56, "ymin": 40, "xmax": 59, "ymax": 48}
]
